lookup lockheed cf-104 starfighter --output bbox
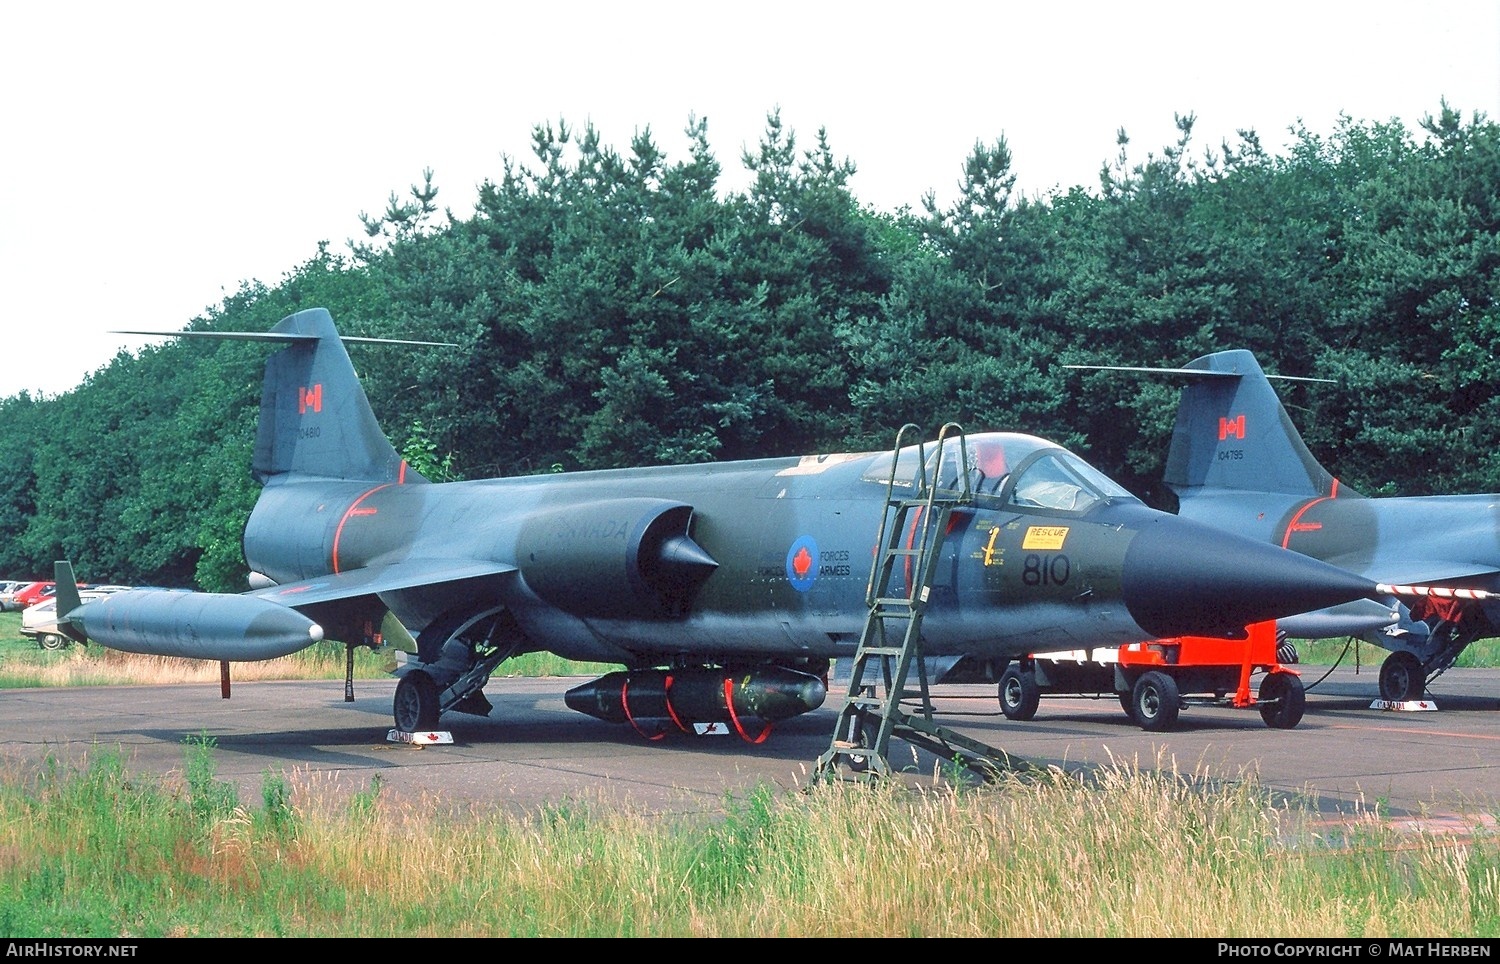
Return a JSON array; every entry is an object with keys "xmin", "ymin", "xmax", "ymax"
[{"xmin": 52, "ymin": 309, "xmax": 1398, "ymax": 743}]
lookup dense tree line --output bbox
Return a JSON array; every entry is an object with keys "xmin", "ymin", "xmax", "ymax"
[{"xmin": 2, "ymin": 102, "xmax": 1495, "ymax": 592}]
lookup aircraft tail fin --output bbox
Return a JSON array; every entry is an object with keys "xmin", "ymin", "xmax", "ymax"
[
  {"xmin": 118, "ymin": 308, "xmax": 444, "ymax": 485},
  {"xmin": 250, "ymin": 308, "xmax": 424, "ymax": 484},
  {"xmin": 51, "ymin": 561, "xmax": 86, "ymax": 642},
  {"xmin": 116, "ymin": 307, "xmax": 454, "ymax": 485},
  {"xmin": 1160, "ymin": 350, "xmax": 1343, "ymax": 500},
  {"xmin": 1068, "ymin": 351, "xmax": 1345, "ymax": 501}
]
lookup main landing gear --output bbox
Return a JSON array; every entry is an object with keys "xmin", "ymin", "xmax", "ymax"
[
  {"xmin": 392, "ymin": 607, "xmax": 516, "ymax": 733},
  {"xmin": 1378, "ymin": 651, "xmax": 1425, "ymax": 702}
]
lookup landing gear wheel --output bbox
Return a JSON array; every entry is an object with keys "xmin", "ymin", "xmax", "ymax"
[
  {"xmin": 997, "ymin": 665, "xmax": 1041, "ymax": 721},
  {"xmin": 1130, "ymin": 671, "xmax": 1181, "ymax": 732},
  {"xmin": 1257, "ymin": 672, "xmax": 1306, "ymax": 729},
  {"xmin": 38, "ymin": 633, "xmax": 69, "ymax": 651},
  {"xmin": 1379, "ymin": 651, "xmax": 1425, "ymax": 702},
  {"xmin": 393, "ymin": 670, "xmax": 441, "ymax": 732},
  {"xmin": 840, "ymin": 710, "xmax": 872, "ymax": 773}
]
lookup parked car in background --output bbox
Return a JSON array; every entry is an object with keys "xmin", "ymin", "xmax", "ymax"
[
  {"xmin": 0, "ymin": 581, "xmax": 31, "ymax": 611},
  {"xmin": 21, "ymin": 588, "xmax": 125, "ymax": 650},
  {"xmin": 9, "ymin": 580, "xmax": 113, "ymax": 613},
  {"xmin": 10, "ymin": 581, "xmax": 58, "ymax": 611}
]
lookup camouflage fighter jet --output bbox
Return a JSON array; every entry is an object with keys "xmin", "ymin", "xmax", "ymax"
[{"xmin": 50, "ymin": 310, "xmax": 1397, "ymax": 744}]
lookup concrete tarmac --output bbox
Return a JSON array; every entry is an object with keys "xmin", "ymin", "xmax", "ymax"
[{"xmin": 2, "ymin": 664, "xmax": 1498, "ymax": 825}]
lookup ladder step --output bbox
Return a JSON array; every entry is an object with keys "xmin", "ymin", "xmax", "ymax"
[{"xmin": 853, "ymin": 646, "xmax": 904, "ymax": 657}]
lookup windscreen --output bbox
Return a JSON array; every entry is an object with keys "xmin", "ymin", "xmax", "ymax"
[{"xmin": 859, "ymin": 431, "xmax": 1135, "ymax": 513}]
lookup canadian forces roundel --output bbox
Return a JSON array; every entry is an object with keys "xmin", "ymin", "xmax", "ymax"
[{"xmin": 786, "ymin": 535, "xmax": 818, "ymax": 592}]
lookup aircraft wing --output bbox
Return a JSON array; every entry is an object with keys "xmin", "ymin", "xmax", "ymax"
[
  {"xmin": 52, "ymin": 558, "xmax": 518, "ymax": 664},
  {"xmin": 1326, "ymin": 556, "xmax": 1500, "ymax": 590},
  {"xmin": 247, "ymin": 559, "xmax": 518, "ymax": 609},
  {"xmin": 232, "ymin": 558, "xmax": 521, "ymax": 658}
]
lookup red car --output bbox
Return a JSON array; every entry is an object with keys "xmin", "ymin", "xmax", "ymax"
[
  {"xmin": 10, "ymin": 581, "xmax": 86, "ymax": 611},
  {"xmin": 9, "ymin": 581, "xmax": 54, "ymax": 610}
]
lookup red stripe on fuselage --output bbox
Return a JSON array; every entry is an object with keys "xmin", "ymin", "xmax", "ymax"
[
  {"xmin": 900, "ymin": 507, "xmax": 967, "ymax": 585},
  {"xmin": 1279, "ymin": 480, "xmax": 1342, "ymax": 549},
  {"xmin": 331, "ymin": 483, "xmax": 394, "ymax": 573}
]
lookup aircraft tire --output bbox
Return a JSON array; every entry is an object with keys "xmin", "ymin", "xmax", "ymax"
[
  {"xmin": 1130, "ymin": 671, "xmax": 1180, "ymax": 732},
  {"xmin": 997, "ymin": 665, "xmax": 1040, "ymax": 721},
  {"xmin": 1378, "ymin": 652, "xmax": 1424, "ymax": 702},
  {"xmin": 1257, "ymin": 672, "xmax": 1306, "ymax": 729},
  {"xmin": 393, "ymin": 670, "xmax": 441, "ymax": 732}
]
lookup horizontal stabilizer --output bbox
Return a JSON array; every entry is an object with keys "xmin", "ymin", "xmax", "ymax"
[
  {"xmin": 1065, "ymin": 362, "xmax": 1335, "ymax": 384},
  {"xmin": 113, "ymin": 329, "xmax": 457, "ymax": 348}
]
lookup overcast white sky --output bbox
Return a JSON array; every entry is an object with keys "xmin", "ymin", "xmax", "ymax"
[{"xmin": 3, "ymin": 1, "xmax": 1498, "ymax": 398}]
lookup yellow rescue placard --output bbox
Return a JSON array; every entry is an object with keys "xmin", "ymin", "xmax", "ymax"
[{"xmin": 1022, "ymin": 526, "xmax": 1069, "ymax": 550}]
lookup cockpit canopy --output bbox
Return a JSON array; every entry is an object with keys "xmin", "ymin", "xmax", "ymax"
[{"xmin": 860, "ymin": 431, "xmax": 1137, "ymax": 514}]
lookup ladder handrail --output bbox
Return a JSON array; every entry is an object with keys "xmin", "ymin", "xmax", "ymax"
[
  {"xmin": 818, "ymin": 422, "xmax": 1011, "ymax": 782},
  {"xmin": 863, "ymin": 422, "xmax": 925, "ymax": 606},
  {"xmin": 906, "ymin": 421, "xmax": 972, "ymax": 608}
]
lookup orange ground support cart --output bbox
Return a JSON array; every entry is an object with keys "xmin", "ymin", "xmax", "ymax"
[{"xmin": 996, "ymin": 620, "xmax": 1305, "ymax": 731}]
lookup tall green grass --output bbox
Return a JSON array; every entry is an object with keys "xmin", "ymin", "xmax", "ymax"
[{"xmin": 0, "ymin": 738, "xmax": 1495, "ymax": 937}]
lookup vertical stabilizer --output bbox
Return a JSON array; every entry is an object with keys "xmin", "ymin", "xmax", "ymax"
[
  {"xmin": 252, "ymin": 308, "xmax": 420, "ymax": 485},
  {"xmin": 52, "ymin": 561, "xmax": 81, "ymax": 616},
  {"xmin": 1163, "ymin": 350, "xmax": 1340, "ymax": 499}
]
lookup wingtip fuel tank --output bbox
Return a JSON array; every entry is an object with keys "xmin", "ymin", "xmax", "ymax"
[{"xmin": 64, "ymin": 589, "xmax": 324, "ymax": 661}]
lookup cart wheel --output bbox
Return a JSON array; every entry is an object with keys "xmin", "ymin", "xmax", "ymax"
[
  {"xmin": 998, "ymin": 665, "xmax": 1040, "ymax": 721},
  {"xmin": 1118, "ymin": 691, "xmax": 1135, "ymax": 721},
  {"xmin": 1258, "ymin": 672, "xmax": 1306, "ymax": 729},
  {"xmin": 1378, "ymin": 651, "xmax": 1424, "ymax": 702},
  {"xmin": 1130, "ymin": 671, "xmax": 1180, "ymax": 732},
  {"xmin": 841, "ymin": 710, "xmax": 872, "ymax": 774}
]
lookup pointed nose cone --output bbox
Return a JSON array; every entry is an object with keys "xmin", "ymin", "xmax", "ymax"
[{"xmin": 1120, "ymin": 513, "xmax": 1377, "ymax": 638}]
